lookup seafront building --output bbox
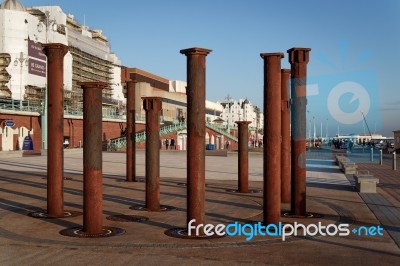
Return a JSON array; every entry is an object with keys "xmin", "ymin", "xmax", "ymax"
[
  {"xmin": 393, "ymin": 130, "xmax": 400, "ymax": 150},
  {"xmin": 217, "ymin": 97, "xmax": 264, "ymax": 144},
  {"xmin": 0, "ymin": 0, "xmax": 124, "ymax": 151},
  {"xmin": 0, "ymin": 0, "xmax": 241, "ymax": 152},
  {"xmin": 0, "ymin": 0, "xmax": 123, "ymax": 110},
  {"xmin": 218, "ymin": 97, "xmax": 263, "ymax": 130}
]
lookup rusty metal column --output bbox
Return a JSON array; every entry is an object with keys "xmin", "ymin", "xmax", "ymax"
[
  {"xmin": 261, "ymin": 53, "xmax": 283, "ymax": 225},
  {"xmin": 281, "ymin": 69, "xmax": 291, "ymax": 203},
  {"xmin": 80, "ymin": 82, "xmax": 107, "ymax": 234},
  {"xmin": 236, "ymin": 121, "xmax": 251, "ymax": 193},
  {"xmin": 143, "ymin": 97, "xmax": 163, "ymax": 211},
  {"xmin": 180, "ymin": 47, "xmax": 212, "ymax": 230},
  {"xmin": 43, "ymin": 44, "xmax": 68, "ymax": 218},
  {"xmin": 288, "ymin": 48, "xmax": 311, "ymax": 216},
  {"xmin": 126, "ymin": 80, "xmax": 137, "ymax": 182}
]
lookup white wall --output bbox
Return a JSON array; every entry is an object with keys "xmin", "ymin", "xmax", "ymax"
[
  {"xmin": 110, "ymin": 64, "xmax": 124, "ymax": 102},
  {"xmin": 1, "ymin": 126, "xmax": 15, "ymax": 151},
  {"xmin": 1, "ymin": 6, "xmax": 121, "ymax": 101},
  {"xmin": 1, "ymin": 9, "xmax": 30, "ymax": 100},
  {"xmin": 1, "ymin": 7, "xmax": 72, "ymax": 99},
  {"xmin": 169, "ymin": 80, "xmax": 187, "ymax": 93},
  {"xmin": 218, "ymin": 99, "xmax": 263, "ymax": 129}
]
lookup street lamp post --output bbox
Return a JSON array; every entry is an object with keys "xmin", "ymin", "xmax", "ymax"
[
  {"xmin": 326, "ymin": 119, "xmax": 328, "ymax": 140},
  {"xmin": 320, "ymin": 121, "xmax": 323, "ymax": 143},
  {"xmin": 14, "ymin": 52, "xmax": 28, "ymax": 110},
  {"xmin": 227, "ymin": 101, "xmax": 233, "ymax": 133},
  {"xmin": 37, "ymin": 11, "xmax": 57, "ymax": 43},
  {"xmin": 313, "ymin": 116, "xmax": 316, "ymax": 148},
  {"xmin": 307, "ymin": 110, "xmax": 311, "ymax": 149}
]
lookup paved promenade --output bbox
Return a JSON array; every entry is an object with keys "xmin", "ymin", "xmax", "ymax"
[{"xmin": 0, "ymin": 150, "xmax": 399, "ymax": 265}]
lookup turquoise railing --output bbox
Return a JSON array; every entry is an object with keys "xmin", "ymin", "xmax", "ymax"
[
  {"xmin": 0, "ymin": 99, "xmax": 127, "ymax": 120},
  {"xmin": 108, "ymin": 122, "xmax": 238, "ymax": 151},
  {"xmin": 108, "ymin": 122, "xmax": 188, "ymax": 151},
  {"xmin": 206, "ymin": 122, "xmax": 238, "ymax": 142},
  {"xmin": 0, "ymin": 99, "xmax": 41, "ymax": 113}
]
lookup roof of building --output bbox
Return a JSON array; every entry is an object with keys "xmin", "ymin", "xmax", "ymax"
[
  {"xmin": 0, "ymin": 0, "xmax": 26, "ymax": 11},
  {"xmin": 121, "ymin": 67, "xmax": 170, "ymax": 92},
  {"xmin": 213, "ymin": 117, "xmax": 225, "ymax": 123}
]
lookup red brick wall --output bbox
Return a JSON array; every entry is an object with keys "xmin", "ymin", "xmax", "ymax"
[
  {"xmin": 0, "ymin": 113, "xmax": 239, "ymax": 152},
  {"xmin": 63, "ymin": 119, "xmax": 146, "ymax": 149},
  {"xmin": 135, "ymin": 128, "xmax": 238, "ymax": 150},
  {"xmin": 206, "ymin": 128, "xmax": 238, "ymax": 150},
  {"xmin": 136, "ymin": 131, "xmax": 178, "ymax": 149},
  {"xmin": 64, "ymin": 118, "xmax": 128, "ymax": 148},
  {"xmin": 1, "ymin": 114, "xmax": 132, "ymax": 151},
  {"xmin": 136, "ymin": 124, "xmax": 146, "ymax": 132},
  {"xmin": 0, "ymin": 114, "xmax": 42, "ymax": 151}
]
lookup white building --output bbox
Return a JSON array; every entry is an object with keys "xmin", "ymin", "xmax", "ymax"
[
  {"xmin": 169, "ymin": 80, "xmax": 186, "ymax": 94},
  {"xmin": 0, "ymin": 0, "xmax": 123, "ymax": 109},
  {"xmin": 218, "ymin": 97, "xmax": 264, "ymax": 130},
  {"xmin": 169, "ymin": 80, "xmax": 224, "ymax": 123}
]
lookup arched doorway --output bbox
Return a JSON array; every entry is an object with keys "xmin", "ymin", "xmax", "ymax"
[{"xmin": 1, "ymin": 126, "xmax": 14, "ymax": 151}]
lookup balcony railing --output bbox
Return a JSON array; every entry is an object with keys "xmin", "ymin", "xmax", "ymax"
[{"xmin": 0, "ymin": 98, "xmax": 126, "ymax": 120}]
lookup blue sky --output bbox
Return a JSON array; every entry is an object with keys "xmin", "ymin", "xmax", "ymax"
[{"xmin": 21, "ymin": 0, "xmax": 400, "ymax": 136}]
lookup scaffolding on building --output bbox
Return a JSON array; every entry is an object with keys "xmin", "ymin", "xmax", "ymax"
[
  {"xmin": 0, "ymin": 7, "xmax": 124, "ymax": 119},
  {"xmin": 69, "ymin": 46, "xmax": 113, "ymax": 103}
]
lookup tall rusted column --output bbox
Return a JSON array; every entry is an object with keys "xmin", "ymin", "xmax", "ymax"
[
  {"xmin": 80, "ymin": 81, "xmax": 107, "ymax": 234},
  {"xmin": 126, "ymin": 80, "xmax": 137, "ymax": 182},
  {"xmin": 236, "ymin": 121, "xmax": 251, "ymax": 193},
  {"xmin": 180, "ymin": 47, "xmax": 212, "ymax": 230},
  {"xmin": 143, "ymin": 97, "xmax": 163, "ymax": 211},
  {"xmin": 288, "ymin": 48, "xmax": 311, "ymax": 216},
  {"xmin": 43, "ymin": 44, "xmax": 68, "ymax": 217},
  {"xmin": 281, "ymin": 69, "xmax": 291, "ymax": 203},
  {"xmin": 261, "ymin": 53, "xmax": 283, "ymax": 225}
]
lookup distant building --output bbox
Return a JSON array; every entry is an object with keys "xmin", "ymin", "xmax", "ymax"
[
  {"xmin": 0, "ymin": 0, "xmax": 124, "ymax": 151},
  {"xmin": 217, "ymin": 97, "xmax": 263, "ymax": 130},
  {"xmin": 0, "ymin": 0, "xmax": 123, "ymax": 110},
  {"xmin": 394, "ymin": 130, "xmax": 400, "ymax": 150},
  {"xmin": 120, "ymin": 70, "xmax": 223, "ymax": 124},
  {"xmin": 0, "ymin": 0, "xmax": 232, "ymax": 151},
  {"xmin": 169, "ymin": 80, "xmax": 187, "ymax": 94}
]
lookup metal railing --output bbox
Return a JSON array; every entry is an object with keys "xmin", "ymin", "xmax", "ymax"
[
  {"xmin": 108, "ymin": 122, "xmax": 188, "ymax": 151},
  {"xmin": 0, "ymin": 98, "xmax": 127, "ymax": 120},
  {"xmin": 108, "ymin": 122, "xmax": 239, "ymax": 151},
  {"xmin": 206, "ymin": 122, "xmax": 238, "ymax": 142},
  {"xmin": 0, "ymin": 99, "xmax": 42, "ymax": 113}
]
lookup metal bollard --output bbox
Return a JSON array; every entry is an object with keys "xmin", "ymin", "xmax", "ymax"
[
  {"xmin": 370, "ymin": 147, "xmax": 374, "ymax": 162},
  {"xmin": 380, "ymin": 149, "xmax": 383, "ymax": 165},
  {"xmin": 394, "ymin": 152, "xmax": 397, "ymax": 170}
]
